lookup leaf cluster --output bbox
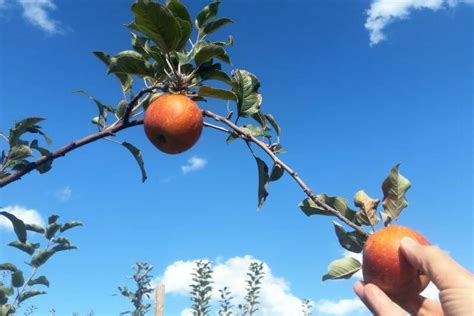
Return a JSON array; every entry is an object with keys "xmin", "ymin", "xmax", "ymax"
[
  {"xmin": 0, "ymin": 118, "xmax": 52, "ymax": 181},
  {"xmin": 308, "ymin": 164, "xmax": 412, "ymax": 281},
  {"xmin": 0, "ymin": 212, "xmax": 81, "ymax": 315}
]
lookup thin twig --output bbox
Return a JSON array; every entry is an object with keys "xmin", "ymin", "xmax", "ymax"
[
  {"xmin": 203, "ymin": 122, "xmax": 231, "ymax": 134},
  {"xmin": 202, "ymin": 110, "xmax": 369, "ymax": 237}
]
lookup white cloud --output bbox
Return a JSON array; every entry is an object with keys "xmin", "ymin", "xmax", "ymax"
[
  {"xmin": 0, "ymin": 205, "xmax": 45, "ymax": 230},
  {"xmin": 181, "ymin": 156, "xmax": 207, "ymax": 174},
  {"xmin": 180, "ymin": 308, "xmax": 193, "ymax": 316},
  {"xmin": 55, "ymin": 186, "xmax": 72, "ymax": 202},
  {"xmin": 0, "ymin": 0, "xmax": 61, "ymax": 33},
  {"xmin": 365, "ymin": 0, "xmax": 473, "ymax": 45},
  {"xmin": 315, "ymin": 297, "xmax": 366, "ymax": 315}
]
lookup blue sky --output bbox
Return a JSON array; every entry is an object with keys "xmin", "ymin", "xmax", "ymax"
[{"xmin": 0, "ymin": 0, "xmax": 472, "ymax": 315}]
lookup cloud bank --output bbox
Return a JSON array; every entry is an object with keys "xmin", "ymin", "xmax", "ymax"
[{"xmin": 154, "ymin": 255, "xmax": 368, "ymax": 316}]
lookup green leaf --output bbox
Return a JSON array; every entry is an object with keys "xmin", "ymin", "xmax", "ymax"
[
  {"xmin": 93, "ymin": 51, "xmax": 133, "ymax": 93},
  {"xmin": 8, "ymin": 145, "xmax": 32, "ymax": 161},
  {"xmin": 25, "ymin": 223, "xmax": 45, "ymax": 234},
  {"xmin": 322, "ymin": 257, "xmax": 361, "ymax": 281},
  {"xmin": 0, "ymin": 304, "xmax": 14, "ymax": 316},
  {"xmin": 75, "ymin": 89, "xmax": 112, "ymax": 124},
  {"xmin": 354, "ymin": 190, "xmax": 380, "ymax": 227},
  {"xmin": 381, "ymin": 164, "xmax": 411, "ymax": 222},
  {"xmin": 36, "ymin": 159, "xmax": 53, "ymax": 174},
  {"xmin": 28, "ymin": 276, "xmax": 49, "ymax": 287},
  {"xmin": 167, "ymin": 0, "xmax": 191, "ymax": 24},
  {"xmin": 26, "ymin": 125, "xmax": 52, "ymax": 146},
  {"xmin": 52, "ymin": 243, "xmax": 77, "ymax": 252},
  {"xmin": 0, "ymin": 290, "xmax": 7, "ymax": 305},
  {"xmin": 196, "ymin": 1, "xmax": 220, "ymax": 29},
  {"xmin": 299, "ymin": 198, "xmax": 332, "ymax": 217},
  {"xmin": 202, "ymin": 18, "xmax": 232, "ymax": 36},
  {"xmin": 269, "ymin": 163, "xmax": 284, "ymax": 182},
  {"xmin": 299, "ymin": 194, "xmax": 356, "ymax": 221},
  {"xmin": 115, "ymin": 100, "xmax": 129, "ymax": 119},
  {"xmin": 333, "ymin": 222, "xmax": 365, "ymax": 253},
  {"xmin": 0, "ymin": 263, "xmax": 18, "ymax": 272},
  {"xmin": 264, "ymin": 114, "xmax": 280, "ymax": 137},
  {"xmin": 121, "ymin": 142, "xmax": 147, "ymax": 183},
  {"xmin": 232, "ymin": 70, "xmax": 262, "ymax": 117},
  {"xmin": 0, "ymin": 211, "xmax": 27, "ymax": 243},
  {"xmin": 44, "ymin": 223, "xmax": 60, "ymax": 240},
  {"xmin": 108, "ymin": 50, "xmax": 155, "ymax": 78},
  {"xmin": 167, "ymin": 0, "xmax": 192, "ymax": 51},
  {"xmin": 11, "ymin": 271, "xmax": 24, "ymax": 288},
  {"xmin": 195, "ymin": 44, "xmax": 230, "ymax": 65},
  {"xmin": 18, "ymin": 289, "xmax": 46, "ymax": 303},
  {"xmin": 198, "ymin": 86, "xmax": 236, "ymax": 101},
  {"xmin": 174, "ymin": 18, "xmax": 192, "ymax": 51},
  {"xmin": 30, "ymin": 140, "xmax": 49, "ymax": 157},
  {"xmin": 200, "ymin": 69, "xmax": 232, "ymax": 85},
  {"xmin": 30, "ymin": 249, "xmax": 55, "ymax": 268},
  {"xmin": 48, "ymin": 215, "xmax": 59, "ymax": 224},
  {"xmin": 131, "ymin": 33, "xmax": 149, "ymax": 56},
  {"xmin": 60, "ymin": 221, "xmax": 83, "ymax": 233},
  {"xmin": 8, "ymin": 241, "xmax": 39, "ymax": 256},
  {"xmin": 128, "ymin": 1, "xmax": 182, "ymax": 53},
  {"xmin": 9, "ymin": 117, "xmax": 45, "ymax": 146},
  {"xmin": 255, "ymin": 157, "xmax": 269, "ymax": 209}
]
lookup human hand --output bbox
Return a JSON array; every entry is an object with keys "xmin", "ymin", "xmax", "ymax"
[{"xmin": 354, "ymin": 237, "xmax": 474, "ymax": 315}]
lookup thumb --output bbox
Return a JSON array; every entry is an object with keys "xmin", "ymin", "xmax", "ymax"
[{"xmin": 400, "ymin": 237, "xmax": 473, "ymax": 291}]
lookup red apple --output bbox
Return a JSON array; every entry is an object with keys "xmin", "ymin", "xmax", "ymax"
[
  {"xmin": 144, "ymin": 94, "xmax": 203, "ymax": 154},
  {"xmin": 362, "ymin": 225, "xmax": 430, "ymax": 299}
]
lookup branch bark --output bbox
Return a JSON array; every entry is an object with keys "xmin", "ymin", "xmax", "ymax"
[{"xmin": 202, "ymin": 110, "xmax": 369, "ymax": 237}]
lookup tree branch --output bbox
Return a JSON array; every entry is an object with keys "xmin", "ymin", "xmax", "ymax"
[
  {"xmin": 0, "ymin": 119, "xmax": 143, "ymax": 188},
  {"xmin": 123, "ymin": 84, "xmax": 166, "ymax": 123},
  {"xmin": 202, "ymin": 110, "xmax": 369, "ymax": 237}
]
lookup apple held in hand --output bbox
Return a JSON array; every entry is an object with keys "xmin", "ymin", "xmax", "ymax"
[
  {"xmin": 362, "ymin": 225, "xmax": 430, "ymax": 299},
  {"xmin": 144, "ymin": 94, "xmax": 203, "ymax": 154}
]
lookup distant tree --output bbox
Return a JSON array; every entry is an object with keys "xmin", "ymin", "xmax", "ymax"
[
  {"xmin": 238, "ymin": 262, "xmax": 264, "ymax": 316},
  {"xmin": 118, "ymin": 262, "xmax": 154, "ymax": 316},
  {"xmin": 301, "ymin": 299, "xmax": 313, "ymax": 316},
  {"xmin": 218, "ymin": 286, "xmax": 233, "ymax": 316},
  {"xmin": 189, "ymin": 261, "xmax": 213, "ymax": 316}
]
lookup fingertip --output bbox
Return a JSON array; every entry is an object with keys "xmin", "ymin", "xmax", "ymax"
[{"xmin": 353, "ymin": 281, "xmax": 364, "ymax": 299}]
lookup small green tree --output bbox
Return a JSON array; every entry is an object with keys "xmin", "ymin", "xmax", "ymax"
[
  {"xmin": 238, "ymin": 262, "xmax": 264, "ymax": 316},
  {"xmin": 301, "ymin": 299, "xmax": 313, "ymax": 316},
  {"xmin": 189, "ymin": 261, "xmax": 213, "ymax": 316},
  {"xmin": 0, "ymin": 212, "xmax": 81, "ymax": 315},
  {"xmin": 118, "ymin": 262, "xmax": 154, "ymax": 316},
  {"xmin": 218, "ymin": 286, "xmax": 233, "ymax": 316}
]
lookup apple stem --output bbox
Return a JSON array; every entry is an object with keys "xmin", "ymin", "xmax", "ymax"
[{"xmin": 202, "ymin": 110, "xmax": 370, "ymax": 238}]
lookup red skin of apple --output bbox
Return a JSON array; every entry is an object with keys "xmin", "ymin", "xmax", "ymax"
[
  {"xmin": 144, "ymin": 94, "xmax": 203, "ymax": 154},
  {"xmin": 362, "ymin": 225, "xmax": 431, "ymax": 299}
]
